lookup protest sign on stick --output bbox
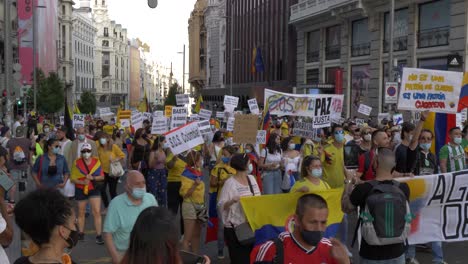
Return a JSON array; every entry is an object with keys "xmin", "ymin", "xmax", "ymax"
[
  {"xmin": 151, "ymin": 117, "xmax": 168, "ymax": 135},
  {"xmin": 73, "ymin": 114, "xmax": 85, "ymax": 129},
  {"xmin": 248, "ymin": 98, "xmax": 260, "ymax": 115},
  {"xmin": 165, "ymin": 122, "xmax": 204, "ymax": 155},
  {"xmin": 232, "ymin": 115, "xmax": 258, "ymax": 144}
]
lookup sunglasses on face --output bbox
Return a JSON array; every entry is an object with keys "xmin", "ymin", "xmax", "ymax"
[{"xmin": 81, "ymin": 150, "xmax": 91, "ymax": 153}]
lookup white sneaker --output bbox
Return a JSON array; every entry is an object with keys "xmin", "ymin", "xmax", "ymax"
[{"xmin": 406, "ymin": 258, "xmax": 420, "ymax": 264}]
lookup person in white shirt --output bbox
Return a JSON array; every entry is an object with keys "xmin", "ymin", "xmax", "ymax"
[{"xmin": 0, "ymin": 180, "xmax": 13, "ymax": 263}]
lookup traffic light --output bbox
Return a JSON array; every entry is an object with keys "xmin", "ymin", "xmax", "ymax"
[{"xmin": 17, "ymin": 100, "xmax": 22, "ymax": 106}]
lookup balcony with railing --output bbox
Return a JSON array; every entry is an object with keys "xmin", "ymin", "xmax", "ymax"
[
  {"xmin": 418, "ymin": 27, "xmax": 449, "ymax": 48},
  {"xmin": 325, "ymin": 45, "xmax": 341, "ymax": 60},
  {"xmin": 290, "ymin": 0, "xmax": 359, "ymax": 23},
  {"xmin": 383, "ymin": 36, "xmax": 408, "ymax": 52},
  {"xmin": 351, "ymin": 42, "xmax": 370, "ymax": 57},
  {"xmin": 306, "ymin": 50, "xmax": 319, "ymax": 63}
]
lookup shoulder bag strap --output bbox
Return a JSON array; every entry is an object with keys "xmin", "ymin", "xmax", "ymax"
[
  {"xmin": 38, "ymin": 156, "xmax": 44, "ymax": 181},
  {"xmin": 82, "ymin": 158, "xmax": 91, "ymax": 175},
  {"xmin": 246, "ymin": 175, "xmax": 255, "ymax": 196}
]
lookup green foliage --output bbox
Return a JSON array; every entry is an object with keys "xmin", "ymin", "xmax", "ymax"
[
  {"xmin": 164, "ymin": 83, "xmax": 179, "ymax": 106},
  {"xmin": 37, "ymin": 72, "xmax": 65, "ymax": 114},
  {"xmin": 78, "ymin": 90, "xmax": 97, "ymax": 114}
]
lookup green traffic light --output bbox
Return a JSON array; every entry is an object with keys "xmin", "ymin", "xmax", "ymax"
[{"xmin": 17, "ymin": 100, "xmax": 22, "ymax": 106}]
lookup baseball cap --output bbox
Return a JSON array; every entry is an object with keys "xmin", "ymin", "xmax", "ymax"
[
  {"xmin": 16, "ymin": 126, "xmax": 26, "ymax": 138},
  {"xmin": 80, "ymin": 143, "xmax": 92, "ymax": 152}
]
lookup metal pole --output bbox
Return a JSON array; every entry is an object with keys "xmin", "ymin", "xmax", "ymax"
[
  {"xmin": 229, "ymin": 1, "xmax": 233, "ymax": 96},
  {"xmin": 33, "ymin": 0, "xmax": 37, "ymax": 112},
  {"xmin": 4, "ymin": 0, "xmax": 13, "ymax": 128},
  {"xmin": 388, "ymin": 0, "xmax": 395, "ymax": 82},
  {"xmin": 182, "ymin": 44, "xmax": 185, "ymax": 94}
]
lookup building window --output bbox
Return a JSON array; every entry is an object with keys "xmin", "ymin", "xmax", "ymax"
[
  {"xmin": 351, "ymin": 18, "xmax": 370, "ymax": 57},
  {"xmin": 325, "ymin": 25, "xmax": 340, "ymax": 60},
  {"xmin": 384, "ymin": 8, "xmax": 408, "ymax": 52},
  {"xmin": 418, "ymin": 0, "xmax": 450, "ymax": 48},
  {"xmin": 62, "ymin": 5, "xmax": 66, "ymax": 16},
  {"xmin": 306, "ymin": 30, "xmax": 320, "ymax": 63},
  {"xmin": 306, "ymin": 69, "xmax": 319, "ymax": 84},
  {"xmin": 325, "ymin": 67, "xmax": 340, "ymax": 84},
  {"xmin": 418, "ymin": 57, "xmax": 448, "ymax": 70},
  {"xmin": 104, "ymin": 27, "xmax": 109, "ymax": 37}
]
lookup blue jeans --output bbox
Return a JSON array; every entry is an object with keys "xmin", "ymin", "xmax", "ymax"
[
  {"xmin": 339, "ymin": 214, "xmax": 348, "ymax": 246},
  {"xmin": 406, "ymin": 242, "xmax": 443, "ymax": 263},
  {"xmin": 262, "ymin": 169, "xmax": 282, "ymax": 194},
  {"xmin": 361, "ymin": 254, "xmax": 405, "ymax": 264}
]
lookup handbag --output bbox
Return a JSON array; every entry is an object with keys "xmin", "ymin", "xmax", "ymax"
[
  {"xmin": 234, "ymin": 176, "xmax": 256, "ymax": 246},
  {"xmin": 109, "ymin": 160, "xmax": 124, "ymax": 177},
  {"xmin": 189, "ymin": 198, "xmax": 208, "ymax": 223}
]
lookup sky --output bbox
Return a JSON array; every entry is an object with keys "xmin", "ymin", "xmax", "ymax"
[{"xmin": 79, "ymin": 0, "xmax": 197, "ymax": 84}]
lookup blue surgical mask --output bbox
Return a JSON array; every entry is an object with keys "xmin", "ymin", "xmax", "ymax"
[
  {"xmin": 99, "ymin": 138, "xmax": 107, "ymax": 145},
  {"xmin": 419, "ymin": 143, "xmax": 431, "ymax": 151},
  {"xmin": 221, "ymin": 157, "xmax": 230, "ymax": 164},
  {"xmin": 78, "ymin": 134, "xmax": 85, "ymax": 141},
  {"xmin": 335, "ymin": 134, "xmax": 345, "ymax": 143},
  {"xmin": 454, "ymin": 137, "xmax": 462, "ymax": 145},
  {"xmin": 131, "ymin": 187, "xmax": 146, "ymax": 199},
  {"xmin": 53, "ymin": 146, "xmax": 60, "ymax": 155},
  {"xmin": 311, "ymin": 168, "xmax": 322, "ymax": 178},
  {"xmin": 245, "ymin": 149, "xmax": 251, "ymax": 154}
]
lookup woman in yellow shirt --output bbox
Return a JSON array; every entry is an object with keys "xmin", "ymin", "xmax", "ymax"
[
  {"xmin": 166, "ymin": 148, "xmax": 186, "ymax": 236},
  {"xmin": 291, "ymin": 155, "xmax": 330, "ymax": 193}
]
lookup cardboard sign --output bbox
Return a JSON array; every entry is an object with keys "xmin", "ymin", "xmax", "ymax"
[
  {"xmin": 153, "ymin": 111, "xmax": 164, "ymax": 118},
  {"xmin": 224, "ymin": 95, "xmax": 239, "ymax": 112},
  {"xmin": 120, "ymin": 119, "xmax": 130, "ymax": 128},
  {"xmin": 99, "ymin": 107, "xmax": 113, "ymax": 117},
  {"xmin": 165, "ymin": 106, "xmax": 173, "ymax": 117},
  {"xmin": 232, "ymin": 115, "xmax": 258, "ymax": 144},
  {"xmin": 199, "ymin": 109, "xmax": 212, "ymax": 120},
  {"xmin": 398, "ymin": 68, "xmax": 463, "ymax": 114},
  {"xmin": 151, "ymin": 116, "xmax": 168, "ymax": 135},
  {"xmin": 73, "ymin": 114, "xmax": 85, "ymax": 129},
  {"xmin": 393, "ymin": 113, "xmax": 403, "ymax": 126},
  {"xmin": 358, "ymin": 104, "xmax": 372, "ymax": 116},
  {"xmin": 170, "ymin": 107, "xmax": 187, "ymax": 130},
  {"xmin": 256, "ymin": 130, "xmax": 267, "ymax": 144},
  {"xmin": 226, "ymin": 117, "xmax": 235, "ymax": 132},
  {"xmin": 385, "ymin": 82, "xmax": 399, "ymax": 104},
  {"xmin": 248, "ymin": 98, "xmax": 260, "ymax": 115},
  {"xmin": 292, "ymin": 122, "xmax": 314, "ymax": 138},
  {"xmin": 164, "ymin": 122, "xmax": 204, "ymax": 155},
  {"xmin": 176, "ymin": 94, "xmax": 190, "ymax": 106},
  {"xmin": 131, "ymin": 111, "xmax": 143, "ymax": 130}
]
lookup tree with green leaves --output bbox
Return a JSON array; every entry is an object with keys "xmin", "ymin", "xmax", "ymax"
[
  {"xmin": 78, "ymin": 90, "xmax": 97, "ymax": 114},
  {"xmin": 164, "ymin": 82, "xmax": 179, "ymax": 106},
  {"xmin": 37, "ymin": 72, "xmax": 65, "ymax": 114}
]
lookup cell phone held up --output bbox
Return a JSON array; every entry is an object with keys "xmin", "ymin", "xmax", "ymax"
[
  {"xmin": 179, "ymin": 250, "xmax": 206, "ymax": 264},
  {"xmin": 0, "ymin": 171, "xmax": 14, "ymax": 192}
]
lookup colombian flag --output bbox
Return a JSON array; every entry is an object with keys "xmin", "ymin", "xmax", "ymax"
[
  {"xmin": 194, "ymin": 95, "xmax": 204, "ymax": 113},
  {"xmin": 240, "ymin": 189, "xmax": 344, "ymax": 245}
]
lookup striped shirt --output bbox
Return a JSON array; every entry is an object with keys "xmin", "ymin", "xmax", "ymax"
[{"xmin": 439, "ymin": 143, "xmax": 466, "ymax": 172}]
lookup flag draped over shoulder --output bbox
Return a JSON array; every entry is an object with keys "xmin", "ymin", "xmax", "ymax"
[{"xmin": 240, "ymin": 189, "xmax": 344, "ymax": 245}]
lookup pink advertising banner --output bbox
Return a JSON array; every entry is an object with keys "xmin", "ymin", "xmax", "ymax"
[
  {"xmin": 17, "ymin": 0, "xmax": 34, "ymax": 85},
  {"xmin": 37, "ymin": 0, "xmax": 58, "ymax": 74}
]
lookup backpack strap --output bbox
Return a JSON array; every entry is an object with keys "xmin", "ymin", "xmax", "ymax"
[
  {"xmin": 247, "ymin": 176, "xmax": 255, "ymax": 196},
  {"xmin": 273, "ymin": 238, "xmax": 283, "ymax": 264},
  {"xmin": 351, "ymin": 180, "xmax": 378, "ymax": 247}
]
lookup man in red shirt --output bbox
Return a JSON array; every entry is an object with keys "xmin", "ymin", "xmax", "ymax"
[
  {"xmin": 250, "ymin": 194, "xmax": 350, "ymax": 264},
  {"xmin": 357, "ymin": 130, "xmax": 390, "ymax": 181}
]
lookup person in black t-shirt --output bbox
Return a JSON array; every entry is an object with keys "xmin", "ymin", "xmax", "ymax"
[
  {"xmin": 394, "ymin": 122, "xmax": 416, "ymax": 175},
  {"xmin": 349, "ymin": 147, "xmax": 410, "ymax": 264}
]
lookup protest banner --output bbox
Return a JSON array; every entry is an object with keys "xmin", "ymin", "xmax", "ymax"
[
  {"xmin": 256, "ymin": 130, "xmax": 266, "ymax": 145},
  {"xmin": 398, "ymin": 68, "xmax": 463, "ymax": 114},
  {"xmin": 59, "ymin": 116, "xmax": 64, "ymax": 125},
  {"xmin": 176, "ymin": 94, "xmax": 190, "ymax": 106},
  {"xmin": 216, "ymin": 111, "xmax": 225, "ymax": 120},
  {"xmin": 456, "ymin": 109, "xmax": 467, "ymax": 129},
  {"xmin": 170, "ymin": 107, "xmax": 187, "ymax": 130},
  {"xmin": 393, "ymin": 113, "xmax": 403, "ymax": 125},
  {"xmin": 355, "ymin": 118, "xmax": 365, "ymax": 127},
  {"xmin": 165, "ymin": 105, "xmax": 173, "ymax": 117},
  {"xmin": 143, "ymin": 112, "xmax": 152, "ymax": 121},
  {"xmin": 358, "ymin": 104, "xmax": 372, "ymax": 116},
  {"xmin": 292, "ymin": 121, "xmax": 314, "ymax": 138},
  {"xmin": 131, "ymin": 111, "xmax": 143, "ymax": 130},
  {"xmin": 226, "ymin": 117, "xmax": 235, "ymax": 132},
  {"xmin": 264, "ymin": 89, "xmax": 343, "ymax": 128},
  {"xmin": 98, "ymin": 107, "xmax": 113, "ymax": 117},
  {"xmin": 120, "ymin": 119, "xmax": 130, "ymax": 128},
  {"xmin": 385, "ymin": 82, "xmax": 399, "ymax": 104},
  {"xmin": 189, "ymin": 114, "xmax": 199, "ymax": 122},
  {"xmin": 164, "ymin": 122, "xmax": 204, "ymax": 155},
  {"xmin": 378, "ymin": 113, "xmax": 390, "ymax": 124},
  {"xmin": 199, "ymin": 109, "xmax": 212, "ymax": 120},
  {"xmin": 398, "ymin": 171, "xmax": 468, "ymax": 244},
  {"xmin": 197, "ymin": 120, "xmax": 211, "ymax": 136},
  {"xmin": 248, "ymin": 98, "xmax": 260, "ymax": 115},
  {"xmin": 153, "ymin": 111, "xmax": 164, "ymax": 117},
  {"xmin": 73, "ymin": 114, "xmax": 85, "ymax": 129},
  {"xmin": 151, "ymin": 116, "xmax": 168, "ymax": 135},
  {"xmin": 232, "ymin": 114, "xmax": 258, "ymax": 144},
  {"xmin": 223, "ymin": 95, "xmax": 239, "ymax": 112}
]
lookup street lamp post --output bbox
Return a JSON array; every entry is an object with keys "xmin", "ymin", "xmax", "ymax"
[
  {"xmin": 229, "ymin": 1, "xmax": 233, "ymax": 96},
  {"xmin": 177, "ymin": 44, "xmax": 186, "ymax": 94}
]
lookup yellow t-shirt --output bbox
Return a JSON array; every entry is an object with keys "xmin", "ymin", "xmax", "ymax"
[
  {"xmin": 210, "ymin": 163, "xmax": 236, "ymax": 195},
  {"xmin": 281, "ymin": 123, "xmax": 289, "ymax": 137},
  {"xmin": 180, "ymin": 171, "xmax": 205, "ymax": 204},
  {"xmin": 97, "ymin": 143, "xmax": 125, "ymax": 173},
  {"xmin": 321, "ymin": 142, "xmax": 345, "ymax": 188},
  {"xmin": 166, "ymin": 153, "xmax": 186, "ymax": 183},
  {"xmin": 291, "ymin": 178, "xmax": 330, "ymax": 193}
]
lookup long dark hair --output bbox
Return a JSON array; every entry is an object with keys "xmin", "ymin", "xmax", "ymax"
[
  {"xmin": 44, "ymin": 138, "xmax": 57, "ymax": 154},
  {"xmin": 151, "ymin": 136, "xmax": 165, "ymax": 151},
  {"xmin": 280, "ymin": 136, "xmax": 293, "ymax": 152},
  {"xmin": 121, "ymin": 207, "xmax": 182, "ymax": 264},
  {"xmin": 266, "ymin": 133, "xmax": 281, "ymax": 155},
  {"xmin": 300, "ymin": 155, "xmax": 321, "ymax": 179},
  {"xmin": 134, "ymin": 128, "xmax": 150, "ymax": 145},
  {"xmin": 245, "ymin": 143, "xmax": 258, "ymax": 157}
]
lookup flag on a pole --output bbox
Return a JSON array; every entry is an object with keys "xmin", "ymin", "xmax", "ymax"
[
  {"xmin": 255, "ymin": 47, "xmax": 265, "ymax": 73},
  {"xmin": 194, "ymin": 95, "xmax": 204, "ymax": 113},
  {"xmin": 251, "ymin": 47, "xmax": 257, "ymax": 74},
  {"xmin": 64, "ymin": 97, "xmax": 75, "ymax": 140},
  {"xmin": 137, "ymin": 89, "xmax": 149, "ymax": 113}
]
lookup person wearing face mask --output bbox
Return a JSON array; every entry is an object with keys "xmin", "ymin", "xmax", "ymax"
[
  {"xmin": 320, "ymin": 125, "xmax": 348, "ymax": 189},
  {"xmin": 14, "ymin": 189, "xmax": 79, "ymax": 264},
  {"xmin": 70, "ymin": 143, "xmax": 105, "ymax": 245},
  {"xmin": 245, "ymin": 143, "xmax": 262, "ymax": 192},
  {"xmin": 32, "ymin": 139, "xmax": 70, "ymax": 190},
  {"xmin": 179, "ymin": 151, "xmax": 205, "ymax": 254},
  {"xmin": 218, "ymin": 153, "xmax": 261, "ymax": 263},
  {"xmin": 394, "ymin": 122, "xmax": 416, "ymax": 176},
  {"xmin": 147, "ymin": 136, "xmax": 168, "ymax": 207},
  {"xmin": 208, "ymin": 146, "xmax": 236, "ymax": 259},
  {"xmin": 440, "ymin": 126, "xmax": 466, "ymax": 173},
  {"xmin": 356, "ymin": 130, "xmax": 391, "ymax": 181},
  {"xmin": 291, "ymin": 155, "xmax": 330, "ymax": 193},
  {"xmin": 281, "ymin": 137, "xmax": 300, "ymax": 184},
  {"xmin": 349, "ymin": 147, "xmax": 410, "ymax": 263},
  {"xmin": 96, "ymin": 133, "xmax": 125, "ymax": 211},
  {"xmin": 251, "ymin": 194, "xmax": 350, "ymax": 264},
  {"xmin": 64, "ymin": 127, "xmax": 98, "ymax": 176},
  {"xmin": 360, "ymin": 128, "xmax": 372, "ymax": 152},
  {"xmin": 103, "ymin": 170, "xmax": 157, "ymax": 264},
  {"xmin": 208, "ymin": 131, "xmax": 225, "ymax": 171},
  {"xmin": 129, "ymin": 128, "xmax": 151, "ymax": 172},
  {"xmin": 258, "ymin": 133, "xmax": 283, "ymax": 194}
]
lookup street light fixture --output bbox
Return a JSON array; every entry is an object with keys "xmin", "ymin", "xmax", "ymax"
[
  {"xmin": 177, "ymin": 44, "xmax": 186, "ymax": 94},
  {"xmin": 147, "ymin": 0, "xmax": 158, "ymax": 8}
]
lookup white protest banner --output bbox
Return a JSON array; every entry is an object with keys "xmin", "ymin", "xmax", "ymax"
[
  {"xmin": 378, "ymin": 113, "xmax": 390, "ymax": 124},
  {"xmin": 292, "ymin": 122, "xmax": 314, "ymax": 138},
  {"xmin": 398, "ymin": 171, "xmax": 468, "ymax": 244},
  {"xmin": 264, "ymin": 89, "xmax": 343, "ymax": 128},
  {"xmin": 226, "ymin": 117, "xmax": 235, "ymax": 131},
  {"xmin": 189, "ymin": 114, "xmax": 199, "ymax": 122},
  {"xmin": 164, "ymin": 122, "xmax": 204, "ymax": 155},
  {"xmin": 176, "ymin": 94, "xmax": 190, "ymax": 106},
  {"xmin": 456, "ymin": 109, "xmax": 467, "ymax": 129},
  {"xmin": 385, "ymin": 82, "xmax": 399, "ymax": 104},
  {"xmin": 358, "ymin": 104, "xmax": 372, "ymax": 116},
  {"xmin": 120, "ymin": 119, "xmax": 130, "ymax": 128},
  {"xmin": 224, "ymin": 95, "xmax": 239, "ymax": 112},
  {"xmin": 197, "ymin": 120, "xmax": 211, "ymax": 136},
  {"xmin": 256, "ymin": 130, "xmax": 267, "ymax": 145},
  {"xmin": 143, "ymin": 112, "xmax": 152, "ymax": 121},
  {"xmin": 73, "ymin": 114, "xmax": 85, "ymax": 129},
  {"xmin": 355, "ymin": 118, "xmax": 365, "ymax": 127},
  {"xmin": 59, "ymin": 116, "xmax": 64, "ymax": 125},
  {"xmin": 199, "ymin": 109, "xmax": 212, "ymax": 120},
  {"xmin": 171, "ymin": 107, "xmax": 187, "ymax": 130},
  {"xmin": 153, "ymin": 111, "xmax": 164, "ymax": 118},
  {"xmin": 131, "ymin": 111, "xmax": 143, "ymax": 130},
  {"xmin": 393, "ymin": 113, "xmax": 403, "ymax": 125},
  {"xmin": 99, "ymin": 107, "xmax": 113, "ymax": 117},
  {"xmin": 216, "ymin": 112, "xmax": 225, "ymax": 119},
  {"xmin": 398, "ymin": 68, "xmax": 463, "ymax": 114},
  {"xmin": 248, "ymin": 98, "xmax": 260, "ymax": 115},
  {"xmin": 151, "ymin": 116, "xmax": 168, "ymax": 135}
]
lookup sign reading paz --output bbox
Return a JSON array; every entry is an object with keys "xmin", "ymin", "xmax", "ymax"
[
  {"xmin": 164, "ymin": 122, "xmax": 204, "ymax": 155},
  {"xmin": 248, "ymin": 98, "xmax": 260, "ymax": 115},
  {"xmin": 398, "ymin": 68, "xmax": 463, "ymax": 114},
  {"xmin": 233, "ymin": 114, "xmax": 258, "ymax": 144},
  {"xmin": 73, "ymin": 114, "xmax": 85, "ymax": 129}
]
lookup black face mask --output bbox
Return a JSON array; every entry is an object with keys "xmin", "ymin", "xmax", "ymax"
[
  {"xmin": 63, "ymin": 225, "xmax": 79, "ymax": 249},
  {"xmin": 300, "ymin": 228, "xmax": 323, "ymax": 246}
]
